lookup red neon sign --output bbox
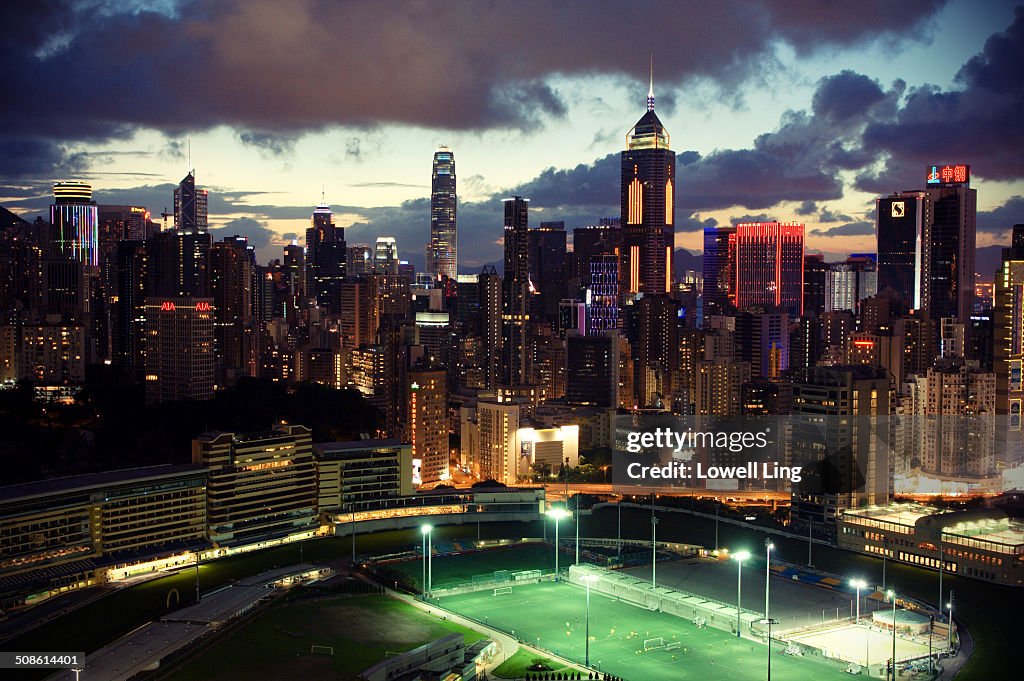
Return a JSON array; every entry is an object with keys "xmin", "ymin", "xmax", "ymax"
[
  {"xmin": 160, "ymin": 301, "xmax": 176, "ymax": 311},
  {"xmin": 195, "ymin": 302, "xmax": 211, "ymax": 312},
  {"xmin": 852, "ymin": 340, "xmax": 875, "ymax": 348},
  {"xmin": 926, "ymin": 164, "xmax": 969, "ymax": 185}
]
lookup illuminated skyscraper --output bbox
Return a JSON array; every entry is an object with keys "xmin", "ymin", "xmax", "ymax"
[
  {"xmin": 501, "ymin": 197, "xmax": 530, "ymax": 386},
  {"xmin": 701, "ymin": 225, "xmax": 735, "ymax": 317},
  {"xmin": 173, "ymin": 171, "xmax": 208, "ymax": 232},
  {"xmin": 143, "ymin": 296, "xmax": 215, "ymax": 403},
  {"xmin": 876, "ymin": 191, "xmax": 924, "ymax": 309},
  {"xmin": 620, "ymin": 70, "xmax": 675, "ymax": 299},
  {"xmin": 306, "ymin": 201, "xmax": 346, "ymax": 311},
  {"xmin": 734, "ymin": 222, "xmax": 805, "ymax": 315},
  {"xmin": 50, "ymin": 181, "xmax": 99, "ymax": 266},
  {"xmin": 921, "ymin": 164, "xmax": 976, "ymax": 322},
  {"xmin": 428, "ymin": 147, "xmax": 457, "ymax": 281},
  {"xmin": 994, "ymin": 224, "xmax": 1024, "ymax": 464},
  {"xmin": 374, "ymin": 236, "xmax": 399, "ymax": 274}
]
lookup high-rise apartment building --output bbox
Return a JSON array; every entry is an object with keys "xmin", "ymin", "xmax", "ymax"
[
  {"xmin": 994, "ymin": 224, "xmax": 1024, "ymax": 464},
  {"xmin": 734, "ymin": 222, "xmax": 804, "ymax": 315},
  {"xmin": 428, "ymin": 147, "xmax": 457, "ymax": 281},
  {"xmin": 407, "ymin": 365, "xmax": 448, "ymax": 485},
  {"xmin": 922, "ymin": 360, "xmax": 996, "ymax": 479}
]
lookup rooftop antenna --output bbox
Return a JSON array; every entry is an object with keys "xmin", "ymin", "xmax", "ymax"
[
  {"xmin": 322, "ymin": 184, "xmax": 325, "ymax": 204},
  {"xmin": 187, "ymin": 136, "xmax": 192, "ymax": 175},
  {"xmin": 647, "ymin": 53, "xmax": 655, "ymax": 111}
]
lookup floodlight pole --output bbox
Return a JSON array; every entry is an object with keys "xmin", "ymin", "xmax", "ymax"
[
  {"xmin": 937, "ymin": 537, "xmax": 943, "ymax": 624},
  {"xmin": 575, "ymin": 492, "xmax": 580, "ymax": 565},
  {"xmin": 651, "ymin": 516, "xmax": 659, "ymax": 589},
  {"xmin": 947, "ymin": 590, "xmax": 954, "ymax": 652},
  {"xmin": 888, "ymin": 590, "xmax": 897, "ymax": 681},
  {"xmin": 585, "ymin": 578, "xmax": 593, "ymax": 667},
  {"xmin": 765, "ymin": 539, "xmax": 773, "ymax": 623},
  {"xmin": 736, "ymin": 555, "xmax": 743, "ymax": 637},
  {"xmin": 194, "ymin": 550, "xmax": 200, "ymax": 604},
  {"xmin": 554, "ymin": 513, "xmax": 561, "ymax": 577},
  {"xmin": 760, "ymin": 618, "xmax": 778, "ymax": 681},
  {"xmin": 617, "ymin": 499, "xmax": 622, "ymax": 559}
]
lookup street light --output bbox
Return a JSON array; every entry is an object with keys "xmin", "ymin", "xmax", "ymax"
[
  {"xmin": 946, "ymin": 590, "xmax": 955, "ymax": 653},
  {"xmin": 547, "ymin": 507, "xmax": 570, "ymax": 578},
  {"xmin": 760, "ymin": 618, "xmax": 779, "ymax": 681},
  {"xmin": 651, "ymin": 515, "xmax": 659, "ymax": 589},
  {"xmin": 582, "ymin": 574, "xmax": 598, "ymax": 667},
  {"xmin": 421, "ymin": 524, "xmax": 433, "ymax": 598},
  {"xmin": 851, "ymin": 578, "xmax": 869, "ymax": 670},
  {"xmin": 764, "ymin": 539, "xmax": 774, "ymax": 623},
  {"xmin": 733, "ymin": 550, "xmax": 751, "ymax": 638},
  {"xmin": 886, "ymin": 589, "xmax": 897, "ymax": 681}
]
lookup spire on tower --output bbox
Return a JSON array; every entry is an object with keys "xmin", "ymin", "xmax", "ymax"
[{"xmin": 647, "ymin": 53, "xmax": 655, "ymax": 112}]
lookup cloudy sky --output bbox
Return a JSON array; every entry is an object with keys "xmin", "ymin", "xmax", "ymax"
[{"xmin": 2, "ymin": 0, "xmax": 1022, "ymax": 268}]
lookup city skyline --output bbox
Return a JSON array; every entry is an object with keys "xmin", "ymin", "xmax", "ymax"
[{"xmin": 1, "ymin": 0, "xmax": 1022, "ymax": 268}]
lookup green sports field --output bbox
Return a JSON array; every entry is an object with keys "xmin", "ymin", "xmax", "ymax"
[
  {"xmin": 438, "ymin": 581, "xmax": 853, "ymax": 681},
  {"xmin": 385, "ymin": 542, "xmax": 559, "ymax": 590}
]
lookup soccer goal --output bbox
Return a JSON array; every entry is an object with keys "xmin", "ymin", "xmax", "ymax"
[
  {"xmin": 310, "ymin": 645, "xmax": 334, "ymax": 656},
  {"xmin": 665, "ymin": 642, "xmax": 682, "ymax": 652},
  {"xmin": 643, "ymin": 637, "xmax": 665, "ymax": 651},
  {"xmin": 493, "ymin": 586, "xmax": 513, "ymax": 596}
]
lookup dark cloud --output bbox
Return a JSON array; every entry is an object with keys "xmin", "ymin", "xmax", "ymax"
[
  {"xmin": 0, "ymin": 136, "xmax": 89, "ymax": 177},
  {"xmin": 0, "ymin": 0, "xmax": 949, "ymax": 157},
  {"xmin": 795, "ymin": 200, "xmax": 818, "ymax": 216},
  {"xmin": 812, "ymin": 70, "xmax": 887, "ymax": 121},
  {"xmin": 678, "ymin": 213, "xmax": 719, "ymax": 233},
  {"xmin": 809, "ymin": 221, "xmax": 874, "ymax": 237},
  {"xmin": 819, "ymin": 207, "xmax": 853, "ymax": 222},
  {"xmin": 238, "ymin": 131, "xmax": 298, "ymax": 156},
  {"xmin": 860, "ymin": 6, "xmax": 1024, "ymax": 183},
  {"xmin": 730, "ymin": 213, "xmax": 773, "ymax": 225},
  {"xmin": 977, "ymin": 195, "xmax": 1024, "ymax": 236},
  {"xmin": 209, "ymin": 217, "xmax": 276, "ymax": 249}
]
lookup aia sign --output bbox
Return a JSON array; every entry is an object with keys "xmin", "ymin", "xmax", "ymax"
[
  {"xmin": 926, "ymin": 164, "xmax": 969, "ymax": 185},
  {"xmin": 195, "ymin": 301, "xmax": 211, "ymax": 312},
  {"xmin": 160, "ymin": 301, "xmax": 176, "ymax": 311}
]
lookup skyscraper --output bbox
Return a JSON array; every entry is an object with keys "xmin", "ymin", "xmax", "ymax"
[
  {"xmin": 428, "ymin": 146, "xmax": 457, "ymax": 281},
  {"xmin": 921, "ymin": 164, "xmax": 976, "ymax": 322},
  {"xmin": 702, "ymin": 225, "xmax": 735, "ymax": 318},
  {"xmin": 876, "ymin": 191, "xmax": 924, "ymax": 309},
  {"xmin": 528, "ymin": 221, "xmax": 567, "ymax": 322},
  {"xmin": 373, "ymin": 236, "xmax": 399, "ymax": 274},
  {"xmin": 143, "ymin": 296, "xmax": 215, "ymax": 403},
  {"xmin": 306, "ymin": 201, "xmax": 346, "ymax": 311},
  {"xmin": 501, "ymin": 197, "xmax": 530, "ymax": 387},
  {"xmin": 620, "ymin": 73, "xmax": 676, "ymax": 299},
  {"xmin": 209, "ymin": 236, "xmax": 255, "ymax": 383},
  {"xmin": 50, "ymin": 181, "xmax": 99, "ymax": 266},
  {"xmin": 173, "ymin": 171, "xmax": 208, "ymax": 232},
  {"xmin": 994, "ymin": 224, "xmax": 1024, "ymax": 464},
  {"xmin": 734, "ymin": 222, "xmax": 805, "ymax": 315}
]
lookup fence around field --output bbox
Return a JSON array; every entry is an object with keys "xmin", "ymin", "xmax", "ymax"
[
  {"xmin": 431, "ymin": 567, "xmax": 562, "ymax": 597},
  {"xmin": 566, "ymin": 564, "xmax": 763, "ymax": 639}
]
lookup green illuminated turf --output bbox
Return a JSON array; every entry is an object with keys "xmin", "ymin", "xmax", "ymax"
[
  {"xmin": 387, "ymin": 542, "xmax": 559, "ymax": 590},
  {"xmin": 439, "ymin": 581, "xmax": 854, "ymax": 681}
]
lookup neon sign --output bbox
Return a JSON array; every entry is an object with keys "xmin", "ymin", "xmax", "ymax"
[
  {"xmin": 160, "ymin": 301, "xmax": 176, "ymax": 311},
  {"xmin": 852, "ymin": 340, "xmax": 875, "ymax": 348},
  {"xmin": 926, "ymin": 164, "xmax": 969, "ymax": 185},
  {"xmin": 195, "ymin": 302, "xmax": 211, "ymax": 312}
]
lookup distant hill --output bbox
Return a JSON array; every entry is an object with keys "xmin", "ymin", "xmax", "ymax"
[
  {"xmin": 1, "ymin": 205, "xmax": 30, "ymax": 230},
  {"xmin": 675, "ymin": 248, "xmax": 702, "ymax": 278}
]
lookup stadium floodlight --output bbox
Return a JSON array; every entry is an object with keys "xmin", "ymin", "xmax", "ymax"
[
  {"xmin": 764, "ymin": 539, "xmax": 774, "ymax": 623},
  {"xmin": 421, "ymin": 524, "xmax": 433, "ymax": 598},
  {"xmin": 850, "ymin": 578, "xmax": 869, "ymax": 669},
  {"xmin": 759, "ymin": 618, "xmax": 779, "ymax": 681},
  {"xmin": 547, "ymin": 507, "xmax": 570, "ymax": 577},
  {"xmin": 581, "ymin": 574, "xmax": 598, "ymax": 666},
  {"xmin": 947, "ymin": 591, "xmax": 954, "ymax": 652},
  {"xmin": 733, "ymin": 550, "xmax": 750, "ymax": 638}
]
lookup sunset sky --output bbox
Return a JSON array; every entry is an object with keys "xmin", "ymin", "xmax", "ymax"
[{"xmin": 2, "ymin": 0, "xmax": 1022, "ymax": 267}]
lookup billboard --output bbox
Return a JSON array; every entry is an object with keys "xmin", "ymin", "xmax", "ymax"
[{"xmin": 926, "ymin": 164, "xmax": 969, "ymax": 186}]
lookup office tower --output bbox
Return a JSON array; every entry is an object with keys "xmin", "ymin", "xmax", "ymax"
[
  {"xmin": 620, "ymin": 75, "xmax": 675, "ymax": 299},
  {"xmin": 803, "ymin": 254, "xmax": 828, "ymax": 318},
  {"xmin": 406, "ymin": 364, "xmax": 448, "ymax": 485},
  {"xmin": 528, "ymin": 221, "xmax": 567, "ymax": 322},
  {"xmin": 49, "ymin": 181, "xmax": 99, "ymax": 267},
  {"xmin": 374, "ymin": 236, "xmax": 399, "ymax": 274},
  {"xmin": 824, "ymin": 254, "xmax": 877, "ymax": 313},
  {"xmin": 501, "ymin": 197, "xmax": 530, "ymax": 386},
  {"xmin": 921, "ymin": 164, "xmax": 976, "ymax": 321},
  {"xmin": 209, "ymin": 237, "xmax": 255, "ymax": 383},
  {"xmin": 428, "ymin": 146, "xmax": 457, "ymax": 281},
  {"xmin": 416, "ymin": 311, "xmax": 451, "ymax": 367},
  {"xmin": 790, "ymin": 316, "xmax": 823, "ymax": 371},
  {"xmin": 282, "ymin": 242, "xmax": 305, "ymax": 309},
  {"xmin": 454, "ymin": 274, "xmax": 480, "ymax": 329},
  {"xmin": 734, "ymin": 222, "xmax": 805, "ymax": 315},
  {"xmin": 790, "ymin": 365, "xmax": 893, "ymax": 537},
  {"xmin": 112, "ymin": 240, "xmax": 148, "ymax": 376},
  {"xmin": 564, "ymin": 333, "xmax": 619, "ymax": 407},
  {"xmin": 586, "ymin": 242, "xmax": 620, "ymax": 335},
  {"xmin": 479, "ymin": 265, "xmax": 502, "ymax": 389},
  {"xmin": 558, "ymin": 299, "xmax": 586, "ymax": 337},
  {"xmin": 876, "ymin": 191, "xmax": 924, "ymax": 308},
  {"xmin": 346, "ymin": 245, "xmax": 372, "ymax": 276},
  {"xmin": 636, "ymin": 294, "xmax": 678, "ymax": 407},
  {"xmin": 994, "ymin": 224, "xmax": 1024, "ymax": 463},
  {"xmin": 173, "ymin": 171, "xmax": 208, "ymax": 232},
  {"xmin": 306, "ymin": 201, "xmax": 346, "ymax": 311},
  {"xmin": 192, "ymin": 425, "xmax": 317, "ymax": 545},
  {"xmin": 573, "ymin": 219, "xmax": 621, "ymax": 286},
  {"xmin": 530, "ymin": 325, "xmax": 566, "ymax": 400},
  {"xmin": 922, "ymin": 360, "xmax": 996, "ymax": 479},
  {"xmin": 702, "ymin": 225, "xmax": 736, "ymax": 318},
  {"xmin": 143, "ymin": 296, "xmax": 215, "ymax": 403},
  {"xmin": 147, "ymin": 223, "xmax": 211, "ymax": 299},
  {"xmin": 736, "ymin": 310, "xmax": 790, "ymax": 380}
]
